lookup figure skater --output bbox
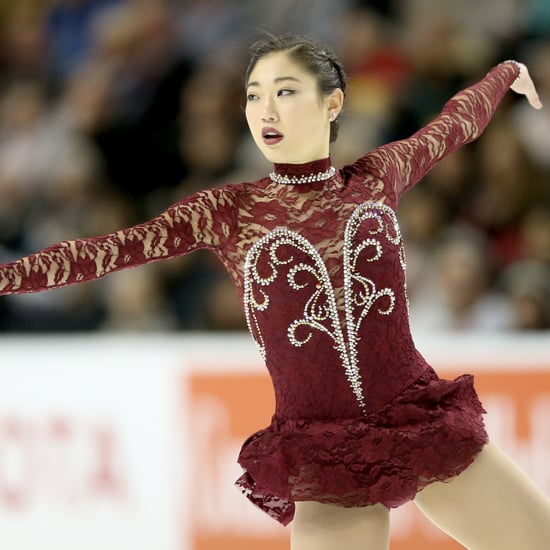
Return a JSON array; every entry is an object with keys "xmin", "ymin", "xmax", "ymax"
[{"xmin": 0, "ymin": 33, "xmax": 549, "ymax": 549}]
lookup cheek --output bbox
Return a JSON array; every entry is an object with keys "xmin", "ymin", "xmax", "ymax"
[
  {"xmin": 244, "ymin": 101, "xmax": 257, "ymax": 121},
  {"xmin": 244, "ymin": 106, "xmax": 252, "ymax": 125},
  {"xmin": 298, "ymin": 108, "xmax": 326, "ymax": 134},
  {"xmin": 244, "ymin": 108, "xmax": 257, "ymax": 134}
]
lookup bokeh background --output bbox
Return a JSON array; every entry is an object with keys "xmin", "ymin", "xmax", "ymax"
[
  {"xmin": 0, "ymin": 0, "xmax": 549, "ymax": 334},
  {"xmin": 0, "ymin": 2, "xmax": 549, "ymax": 550}
]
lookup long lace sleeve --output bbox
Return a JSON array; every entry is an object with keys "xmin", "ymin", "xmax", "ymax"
[
  {"xmin": 357, "ymin": 61, "xmax": 520, "ymax": 200},
  {"xmin": 0, "ymin": 187, "xmax": 236, "ymax": 295}
]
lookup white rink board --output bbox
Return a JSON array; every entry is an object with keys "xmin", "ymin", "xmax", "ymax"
[{"xmin": 0, "ymin": 333, "xmax": 548, "ymax": 550}]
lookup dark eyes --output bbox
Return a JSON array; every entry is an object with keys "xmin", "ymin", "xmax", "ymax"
[{"xmin": 246, "ymin": 89, "xmax": 296, "ymax": 102}]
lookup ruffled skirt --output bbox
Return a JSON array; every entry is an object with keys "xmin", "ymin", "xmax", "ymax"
[{"xmin": 235, "ymin": 367, "xmax": 488, "ymax": 526}]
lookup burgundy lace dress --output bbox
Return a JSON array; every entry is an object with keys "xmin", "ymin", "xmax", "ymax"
[{"xmin": 0, "ymin": 63, "xmax": 520, "ymax": 525}]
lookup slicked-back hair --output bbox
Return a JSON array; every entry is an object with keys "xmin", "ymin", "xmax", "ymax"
[{"xmin": 246, "ymin": 33, "xmax": 346, "ymax": 143}]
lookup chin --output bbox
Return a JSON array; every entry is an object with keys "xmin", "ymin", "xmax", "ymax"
[
  {"xmin": 265, "ymin": 149, "xmax": 310, "ymax": 165},
  {"xmin": 258, "ymin": 142, "xmax": 320, "ymax": 165},
  {"xmin": 260, "ymin": 148, "xmax": 287, "ymax": 164}
]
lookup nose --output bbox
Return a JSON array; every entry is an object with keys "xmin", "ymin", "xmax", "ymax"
[{"xmin": 261, "ymin": 96, "xmax": 278, "ymax": 122}]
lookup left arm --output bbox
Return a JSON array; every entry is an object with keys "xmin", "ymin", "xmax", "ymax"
[{"xmin": 365, "ymin": 61, "xmax": 540, "ymax": 197}]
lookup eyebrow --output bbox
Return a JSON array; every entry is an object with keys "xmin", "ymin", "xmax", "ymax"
[{"xmin": 246, "ymin": 76, "xmax": 303, "ymax": 88}]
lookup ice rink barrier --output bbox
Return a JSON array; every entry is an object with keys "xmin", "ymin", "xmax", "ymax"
[{"xmin": 0, "ymin": 332, "xmax": 549, "ymax": 549}]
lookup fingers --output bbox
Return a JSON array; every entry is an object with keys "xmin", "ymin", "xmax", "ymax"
[
  {"xmin": 510, "ymin": 64, "xmax": 543, "ymax": 110},
  {"xmin": 523, "ymin": 72, "xmax": 543, "ymax": 109},
  {"xmin": 528, "ymin": 90, "xmax": 543, "ymax": 110}
]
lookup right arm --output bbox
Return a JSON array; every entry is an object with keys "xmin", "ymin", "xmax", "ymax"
[{"xmin": 0, "ymin": 187, "xmax": 236, "ymax": 295}]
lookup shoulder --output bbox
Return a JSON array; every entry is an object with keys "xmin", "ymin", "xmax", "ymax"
[
  {"xmin": 337, "ymin": 145, "xmax": 405, "ymax": 205},
  {"xmin": 208, "ymin": 176, "xmax": 271, "ymax": 205},
  {"xmin": 341, "ymin": 143, "xmax": 399, "ymax": 181},
  {"xmin": 177, "ymin": 179, "xmax": 254, "ymax": 206},
  {"xmin": 170, "ymin": 179, "xmax": 268, "ymax": 220}
]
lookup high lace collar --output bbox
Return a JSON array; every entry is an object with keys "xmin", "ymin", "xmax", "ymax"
[{"xmin": 270, "ymin": 158, "xmax": 336, "ymax": 185}]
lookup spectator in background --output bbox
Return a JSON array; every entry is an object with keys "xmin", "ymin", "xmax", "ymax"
[
  {"xmin": 501, "ymin": 204, "xmax": 550, "ymax": 330},
  {"xmin": 512, "ymin": 40, "xmax": 550, "ymax": 173},
  {"xmin": 466, "ymin": 121, "xmax": 543, "ymax": 268},
  {"xmin": 99, "ymin": 264, "xmax": 178, "ymax": 331},
  {"xmin": 81, "ymin": 0, "xmax": 195, "ymax": 207},
  {"xmin": 44, "ymin": 0, "xmax": 121, "ymax": 83},
  {"xmin": 0, "ymin": 0, "xmax": 548, "ymax": 333},
  {"xmin": 409, "ymin": 227, "xmax": 514, "ymax": 331},
  {"xmin": 501, "ymin": 260, "xmax": 550, "ymax": 330},
  {"xmin": 330, "ymin": 6, "xmax": 410, "ymax": 164},
  {"xmin": 0, "ymin": 3, "xmax": 50, "ymax": 86}
]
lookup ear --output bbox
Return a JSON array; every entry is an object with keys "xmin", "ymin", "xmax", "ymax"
[{"xmin": 327, "ymin": 88, "xmax": 344, "ymax": 119}]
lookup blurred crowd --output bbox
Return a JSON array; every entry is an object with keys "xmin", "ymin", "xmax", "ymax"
[{"xmin": 0, "ymin": 0, "xmax": 549, "ymax": 333}]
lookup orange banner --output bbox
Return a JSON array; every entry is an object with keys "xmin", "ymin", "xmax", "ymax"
[{"xmin": 187, "ymin": 365, "xmax": 550, "ymax": 550}]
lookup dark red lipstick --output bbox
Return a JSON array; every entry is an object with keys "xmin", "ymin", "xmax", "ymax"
[{"xmin": 262, "ymin": 127, "xmax": 284, "ymax": 145}]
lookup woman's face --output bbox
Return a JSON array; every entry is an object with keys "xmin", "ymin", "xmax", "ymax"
[{"xmin": 245, "ymin": 51, "xmax": 342, "ymax": 164}]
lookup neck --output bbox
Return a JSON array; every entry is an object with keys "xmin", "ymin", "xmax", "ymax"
[{"xmin": 270, "ymin": 158, "xmax": 334, "ymax": 185}]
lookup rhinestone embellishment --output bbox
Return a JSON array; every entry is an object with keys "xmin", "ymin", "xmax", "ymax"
[
  {"xmin": 269, "ymin": 166, "xmax": 337, "ymax": 185},
  {"xmin": 243, "ymin": 202, "xmax": 406, "ymax": 414}
]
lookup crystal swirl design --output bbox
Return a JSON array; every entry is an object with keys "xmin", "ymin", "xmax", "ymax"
[
  {"xmin": 243, "ymin": 202, "xmax": 404, "ymax": 413},
  {"xmin": 243, "ymin": 230, "xmax": 344, "ymax": 363},
  {"xmin": 343, "ymin": 203, "xmax": 402, "ymax": 381}
]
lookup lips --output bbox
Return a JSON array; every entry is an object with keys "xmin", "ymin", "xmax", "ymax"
[{"xmin": 262, "ymin": 127, "xmax": 284, "ymax": 145}]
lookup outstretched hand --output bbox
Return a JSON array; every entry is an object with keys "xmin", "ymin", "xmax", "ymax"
[{"xmin": 511, "ymin": 62, "xmax": 543, "ymax": 109}]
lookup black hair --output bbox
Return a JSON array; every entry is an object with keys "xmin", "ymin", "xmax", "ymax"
[{"xmin": 245, "ymin": 33, "xmax": 346, "ymax": 143}]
